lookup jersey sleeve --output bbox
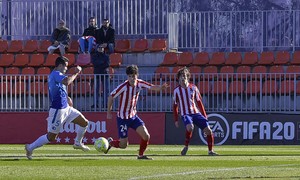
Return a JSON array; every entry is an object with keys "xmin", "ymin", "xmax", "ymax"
[
  {"xmin": 53, "ymin": 71, "xmax": 67, "ymax": 83},
  {"xmin": 138, "ymin": 79, "xmax": 153, "ymax": 89},
  {"xmin": 110, "ymin": 81, "xmax": 127, "ymax": 98}
]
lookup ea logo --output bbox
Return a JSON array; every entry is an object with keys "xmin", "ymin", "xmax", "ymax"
[{"xmin": 198, "ymin": 113, "xmax": 229, "ymax": 145}]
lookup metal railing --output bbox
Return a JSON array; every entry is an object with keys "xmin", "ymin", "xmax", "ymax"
[{"xmin": 1, "ymin": 73, "xmax": 300, "ymax": 113}]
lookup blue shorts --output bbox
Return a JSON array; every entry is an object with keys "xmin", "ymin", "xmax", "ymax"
[
  {"xmin": 117, "ymin": 115, "xmax": 144, "ymax": 138},
  {"xmin": 181, "ymin": 113, "xmax": 209, "ymax": 130}
]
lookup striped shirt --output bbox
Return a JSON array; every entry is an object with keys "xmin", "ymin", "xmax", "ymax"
[
  {"xmin": 173, "ymin": 83, "xmax": 204, "ymax": 116},
  {"xmin": 110, "ymin": 79, "xmax": 153, "ymax": 119}
]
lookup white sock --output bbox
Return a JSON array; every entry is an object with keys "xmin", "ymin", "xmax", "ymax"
[
  {"xmin": 28, "ymin": 134, "xmax": 50, "ymax": 151},
  {"xmin": 75, "ymin": 126, "xmax": 87, "ymax": 145}
]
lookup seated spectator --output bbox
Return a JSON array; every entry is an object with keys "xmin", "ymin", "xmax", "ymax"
[
  {"xmin": 96, "ymin": 18, "xmax": 115, "ymax": 54},
  {"xmin": 78, "ymin": 17, "xmax": 98, "ymax": 54},
  {"xmin": 48, "ymin": 19, "xmax": 71, "ymax": 56}
]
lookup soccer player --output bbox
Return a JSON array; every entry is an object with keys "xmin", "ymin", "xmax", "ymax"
[
  {"xmin": 25, "ymin": 56, "xmax": 90, "ymax": 160},
  {"xmin": 105, "ymin": 65, "xmax": 168, "ymax": 160},
  {"xmin": 173, "ymin": 67, "xmax": 218, "ymax": 156}
]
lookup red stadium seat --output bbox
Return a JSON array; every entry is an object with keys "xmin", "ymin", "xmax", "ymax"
[
  {"xmin": 37, "ymin": 67, "xmax": 51, "ymax": 75},
  {"xmin": 262, "ymin": 80, "xmax": 278, "ymax": 95},
  {"xmin": 114, "ymin": 39, "xmax": 130, "ymax": 53},
  {"xmin": 229, "ymin": 81, "xmax": 244, "ymax": 95},
  {"xmin": 235, "ymin": 65, "xmax": 251, "ymax": 80},
  {"xmin": 242, "ymin": 52, "xmax": 258, "ymax": 65},
  {"xmin": 245, "ymin": 80, "xmax": 261, "ymax": 95},
  {"xmin": 198, "ymin": 80, "xmax": 211, "ymax": 94},
  {"xmin": 274, "ymin": 51, "xmax": 290, "ymax": 65},
  {"xmin": 177, "ymin": 52, "xmax": 193, "ymax": 66},
  {"xmin": 44, "ymin": 54, "xmax": 59, "ymax": 67},
  {"xmin": 268, "ymin": 65, "xmax": 284, "ymax": 80},
  {"xmin": 203, "ymin": 66, "xmax": 218, "ymax": 80},
  {"xmin": 160, "ymin": 52, "xmax": 178, "ymax": 66},
  {"xmin": 0, "ymin": 40, "xmax": 8, "ymax": 53},
  {"xmin": 13, "ymin": 54, "xmax": 30, "ymax": 66},
  {"xmin": 7, "ymin": 40, "xmax": 23, "ymax": 53},
  {"xmin": 225, "ymin": 52, "xmax": 242, "ymax": 65},
  {"xmin": 278, "ymin": 80, "xmax": 295, "ymax": 95},
  {"xmin": 149, "ymin": 39, "xmax": 167, "ymax": 52},
  {"xmin": 28, "ymin": 54, "xmax": 44, "ymax": 67},
  {"xmin": 252, "ymin": 65, "xmax": 267, "ymax": 80},
  {"xmin": 23, "ymin": 40, "xmax": 39, "ymax": 53},
  {"xmin": 192, "ymin": 52, "xmax": 209, "ymax": 65},
  {"xmin": 75, "ymin": 81, "xmax": 92, "ymax": 95},
  {"xmin": 0, "ymin": 54, "xmax": 14, "ymax": 67},
  {"xmin": 130, "ymin": 39, "xmax": 148, "ymax": 52},
  {"xmin": 76, "ymin": 54, "xmax": 91, "ymax": 66},
  {"xmin": 20, "ymin": 67, "xmax": 35, "ymax": 81},
  {"xmin": 286, "ymin": 65, "xmax": 300, "ymax": 79},
  {"xmin": 209, "ymin": 52, "xmax": 225, "ymax": 65},
  {"xmin": 38, "ymin": 40, "xmax": 52, "ymax": 53},
  {"xmin": 64, "ymin": 53, "xmax": 75, "ymax": 66},
  {"xmin": 153, "ymin": 66, "xmax": 170, "ymax": 81},
  {"xmin": 219, "ymin": 66, "xmax": 234, "ymax": 79},
  {"xmin": 68, "ymin": 41, "xmax": 79, "ymax": 53},
  {"xmin": 258, "ymin": 51, "xmax": 274, "ymax": 65},
  {"xmin": 291, "ymin": 51, "xmax": 300, "ymax": 65},
  {"xmin": 109, "ymin": 53, "xmax": 122, "ymax": 67},
  {"xmin": 211, "ymin": 81, "xmax": 227, "ymax": 95}
]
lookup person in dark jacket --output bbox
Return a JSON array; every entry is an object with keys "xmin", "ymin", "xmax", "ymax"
[
  {"xmin": 48, "ymin": 19, "xmax": 71, "ymax": 56},
  {"xmin": 78, "ymin": 17, "xmax": 98, "ymax": 54},
  {"xmin": 91, "ymin": 44, "xmax": 110, "ymax": 109},
  {"xmin": 96, "ymin": 18, "xmax": 115, "ymax": 54}
]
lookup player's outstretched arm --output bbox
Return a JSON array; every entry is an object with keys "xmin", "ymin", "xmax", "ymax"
[
  {"xmin": 150, "ymin": 82, "xmax": 169, "ymax": 91},
  {"xmin": 62, "ymin": 66, "xmax": 82, "ymax": 86}
]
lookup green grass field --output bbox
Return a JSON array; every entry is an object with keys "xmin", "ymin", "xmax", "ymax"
[{"xmin": 1, "ymin": 145, "xmax": 300, "ymax": 180}]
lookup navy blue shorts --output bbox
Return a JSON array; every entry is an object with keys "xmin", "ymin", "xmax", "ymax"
[
  {"xmin": 181, "ymin": 113, "xmax": 209, "ymax": 130},
  {"xmin": 117, "ymin": 115, "xmax": 144, "ymax": 138}
]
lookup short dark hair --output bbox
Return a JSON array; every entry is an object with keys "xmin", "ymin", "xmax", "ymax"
[
  {"xmin": 89, "ymin": 17, "xmax": 95, "ymax": 21},
  {"xmin": 55, "ymin": 56, "xmax": 69, "ymax": 67},
  {"xmin": 103, "ymin": 18, "xmax": 109, "ymax": 22},
  {"xmin": 126, "ymin": 65, "xmax": 138, "ymax": 75}
]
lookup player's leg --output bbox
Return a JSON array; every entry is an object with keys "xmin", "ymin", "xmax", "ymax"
[
  {"xmin": 58, "ymin": 44, "xmax": 66, "ymax": 56},
  {"xmin": 78, "ymin": 37, "xmax": 86, "ymax": 53},
  {"xmin": 87, "ymin": 37, "xmax": 95, "ymax": 53},
  {"xmin": 181, "ymin": 115, "xmax": 194, "ymax": 155},
  {"xmin": 25, "ymin": 108, "xmax": 64, "ymax": 159},
  {"xmin": 68, "ymin": 107, "xmax": 90, "ymax": 151},
  {"xmin": 193, "ymin": 113, "xmax": 218, "ymax": 156}
]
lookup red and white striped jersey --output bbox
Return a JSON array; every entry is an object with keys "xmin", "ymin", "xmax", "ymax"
[
  {"xmin": 110, "ymin": 79, "xmax": 153, "ymax": 119},
  {"xmin": 173, "ymin": 83, "xmax": 204, "ymax": 116}
]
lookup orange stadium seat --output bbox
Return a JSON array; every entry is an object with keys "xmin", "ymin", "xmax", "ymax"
[
  {"xmin": 219, "ymin": 66, "xmax": 234, "ymax": 79},
  {"xmin": 192, "ymin": 52, "xmax": 209, "ymax": 65},
  {"xmin": 149, "ymin": 39, "xmax": 167, "ymax": 52},
  {"xmin": 291, "ymin": 51, "xmax": 300, "ymax": 65},
  {"xmin": 235, "ymin": 65, "xmax": 251, "ymax": 80},
  {"xmin": 23, "ymin": 40, "xmax": 39, "ymax": 53},
  {"xmin": 286, "ymin": 65, "xmax": 300, "ymax": 79},
  {"xmin": 229, "ymin": 81, "xmax": 244, "ymax": 95},
  {"xmin": 109, "ymin": 53, "xmax": 122, "ymax": 67},
  {"xmin": 0, "ymin": 40, "xmax": 8, "ymax": 53},
  {"xmin": 189, "ymin": 66, "xmax": 202, "ymax": 81},
  {"xmin": 262, "ymin": 80, "xmax": 278, "ymax": 95},
  {"xmin": 269, "ymin": 65, "xmax": 284, "ymax": 80},
  {"xmin": 64, "ymin": 53, "xmax": 75, "ymax": 66},
  {"xmin": 198, "ymin": 80, "xmax": 211, "ymax": 94},
  {"xmin": 209, "ymin": 52, "xmax": 225, "ymax": 65},
  {"xmin": 130, "ymin": 39, "xmax": 148, "ymax": 52},
  {"xmin": 274, "ymin": 51, "xmax": 290, "ymax": 65},
  {"xmin": 44, "ymin": 54, "xmax": 59, "ymax": 67},
  {"xmin": 211, "ymin": 81, "xmax": 226, "ymax": 95},
  {"xmin": 28, "ymin": 54, "xmax": 44, "ymax": 67},
  {"xmin": 245, "ymin": 80, "xmax": 261, "ymax": 95},
  {"xmin": 75, "ymin": 81, "xmax": 92, "ymax": 95},
  {"xmin": 82, "ymin": 67, "xmax": 94, "ymax": 81},
  {"xmin": 68, "ymin": 41, "xmax": 79, "ymax": 53},
  {"xmin": 38, "ymin": 40, "xmax": 52, "ymax": 53},
  {"xmin": 114, "ymin": 39, "xmax": 130, "ymax": 53},
  {"xmin": 177, "ymin": 52, "xmax": 193, "ymax": 66},
  {"xmin": 242, "ymin": 52, "xmax": 258, "ymax": 65},
  {"xmin": 0, "ymin": 54, "xmax": 14, "ymax": 67},
  {"xmin": 258, "ymin": 51, "xmax": 274, "ymax": 65},
  {"xmin": 160, "ymin": 52, "xmax": 178, "ymax": 66},
  {"xmin": 203, "ymin": 66, "xmax": 218, "ymax": 80},
  {"xmin": 225, "ymin": 52, "xmax": 242, "ymax": 65},
  {"xmin": 252, "ymin": 65, "xmax": 267, "ymax": 80},
  {"xmin": 7, "ymin": 40, "xmax": 23, "ymax": 53},
  {"xmin": 13, "ymin": 54, "xmax": 30, "ymax": 66}
]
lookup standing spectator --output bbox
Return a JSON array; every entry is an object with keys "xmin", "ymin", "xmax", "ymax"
[
  {"xmin": 91, "ymin": 44, "xmax": 110, "ymax": 109},
  {"xmin": 48, "ymin": 20, "xmax": 71, "ymax": 56},
  {"xmin": 96, "ymin": 18, "xmax": 115, "ymax": 54},
  {"xmin": 25, "ymin": 56, "xmax": 90, "ymax": 160},
  {"xmin": 105, "ymin": 65, "xmax": 168, "ymax": 160},
  {"xmin": 78, "ymin": 17, "xmax": 98, "ymax": 54},
  {"xmin": 173, "ymin": 67, "xmax": 218, "ymax": 156}
]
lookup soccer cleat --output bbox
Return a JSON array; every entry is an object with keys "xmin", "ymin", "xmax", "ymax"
[
  {"xmin": 208, "ymin": 151, "xmax": 219, "ymax": 156},
  {"xmin": 181, "ymin": 146, "xmax": 188, "ymax": 156},
  {"xmin": 73, "ymin": 143, "xmax": 90, "ymax": 152},
  {"xmin": 25, "ymin": 144, "xmax": 33, "ymax": 160},
  {"xmin": 103, "ymin": 137, "xmax": 113, "ymax": 154},
  {"xmin": 137, "ymin": 155, "xmax": 153, "ymax": 160}
]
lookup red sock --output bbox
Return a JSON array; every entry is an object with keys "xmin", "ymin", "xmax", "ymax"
[
  {"xmin": 138, "ymin": 139, "xmax": 149, "ymax": 156},
  {"xmin": 185, "ymin": 130, "xmax": 192, "ymax": 146},
  {"xmin": 111, "ymin": 140, "xmax": 120, "ymax": 148},
  {"xmin": 206, "ymin": 134, "xmax": 214, "ymax": 151}
]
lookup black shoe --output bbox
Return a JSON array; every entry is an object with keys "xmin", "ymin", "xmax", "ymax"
[
  {"xmin": 137, "ymin": 155, "xmax": 153, "ymax": 160},
  {"xmin": 181, "ymin": 146, "xmax": 188, "ymax": 156},
  {"xmin": 103, "ymin": 137, "xmax": 113, "ymax": 154}
]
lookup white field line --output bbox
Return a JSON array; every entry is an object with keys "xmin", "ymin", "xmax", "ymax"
[{"xmin": 128, "ymin": 164, "xmax": 299, "ymax": 180}]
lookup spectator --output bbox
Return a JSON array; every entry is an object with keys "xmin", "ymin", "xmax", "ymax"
[
  {"xmin": 91, "ymin": 44, "xmax": 110, "ymax": 109},
  {"xmin": 48, "ymin": 19, "xmax": 71, "ymax": 56},
  {"xmin": 96, "ymin": 18, "xmax": 115, "ymax": 54},
  {"xmin": 78, "ymin": 17, "xmax": 98, "ymax": 54}
]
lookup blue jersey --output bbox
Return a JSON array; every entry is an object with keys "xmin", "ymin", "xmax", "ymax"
[{"xmin": 48, "ymin": 70, "xmax": 68, "ymax": 109}]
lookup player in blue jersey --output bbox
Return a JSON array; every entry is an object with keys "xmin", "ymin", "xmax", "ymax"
[{"xmin": 25, "ymin": 56, "xmax": 90, "ymax": 160}]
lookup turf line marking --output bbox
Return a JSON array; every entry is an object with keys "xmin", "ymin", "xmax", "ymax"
[{"xmin": 128, "ymin": 164, "xmax": 299, "ymax": 180}]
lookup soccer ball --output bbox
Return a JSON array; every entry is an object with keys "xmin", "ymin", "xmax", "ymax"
[{"xmin": 94, "ymin": 137, "xmax": 109, "ymax": 152}]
